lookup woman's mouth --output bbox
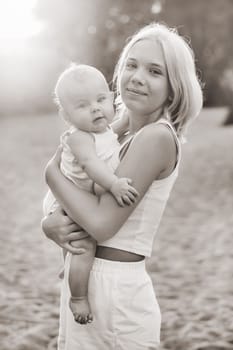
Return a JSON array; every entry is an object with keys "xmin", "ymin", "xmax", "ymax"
[{"xmin": 126, "ymin": 88, "xmax": 148, "ymax": 96}]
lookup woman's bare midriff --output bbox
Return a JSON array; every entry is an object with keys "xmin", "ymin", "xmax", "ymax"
[{"xmin": 95, "ymin": 245, "xmax": 145, "ymax": 262}]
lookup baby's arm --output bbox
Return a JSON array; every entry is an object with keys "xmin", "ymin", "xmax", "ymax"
[{"xmin": 68, "ymin": 130, "xmax": 138, "ymax": 206}]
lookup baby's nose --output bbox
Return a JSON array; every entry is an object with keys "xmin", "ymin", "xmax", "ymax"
[{"xmin": 91, "ymin": 103, "xmax": 101, "ymax": 113}]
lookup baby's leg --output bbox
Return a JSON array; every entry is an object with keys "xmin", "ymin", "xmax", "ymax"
[
  {"xmin": 69, "ymin": 236, "xmax": 96, "ymax": 324},
  {"xmin": 58, "ymin": 249, "xmax": 67, "ymax": 280}
]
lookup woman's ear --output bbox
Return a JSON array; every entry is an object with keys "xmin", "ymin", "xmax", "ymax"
[{"xmin": 109, "ymin": 91, "xmax": 115, "ymax": 102}]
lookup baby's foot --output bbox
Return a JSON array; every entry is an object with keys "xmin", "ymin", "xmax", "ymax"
[{"xmin": 69, "ymin": 296, "xmax": 93, "ymax": 324}]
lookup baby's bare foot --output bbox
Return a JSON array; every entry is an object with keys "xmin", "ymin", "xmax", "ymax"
[{"xmin": 69, "ymin": 296, "xmax": 93, "ymax": 324}]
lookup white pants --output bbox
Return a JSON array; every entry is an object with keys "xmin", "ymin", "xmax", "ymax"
[{"xmin": 58, "ymin": 254, "xmax": 161, "ymax": 350}]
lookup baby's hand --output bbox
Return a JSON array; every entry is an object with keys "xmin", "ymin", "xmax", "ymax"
[{"xmin": 110, "ymin": 178, "xmax": 139, "ymax": 207}]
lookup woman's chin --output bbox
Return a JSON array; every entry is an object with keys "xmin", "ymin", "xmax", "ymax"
[{"xmin": 124, "ymin": 101, "xmax": 146, "ymax": 115}]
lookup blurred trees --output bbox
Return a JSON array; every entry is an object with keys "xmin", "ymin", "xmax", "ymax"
[
  {"xmin": 160, "ymin": 0, "xmax": 233, "ymax": 124},
  {"xmin": 0, "ymin": 47, "xmax": 66, "ymax": 116},
  {"xmin": 34, "ymin": 0, "xmax": 156, "ymax": 80},
  {"xmin": 1, "ymin": 0, "xmax": 233, "ymax": 122}
]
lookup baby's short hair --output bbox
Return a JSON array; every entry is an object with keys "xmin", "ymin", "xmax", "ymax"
[{"xmin": 54, "ymin": 63, "xmax": 108, "ymax": 110}]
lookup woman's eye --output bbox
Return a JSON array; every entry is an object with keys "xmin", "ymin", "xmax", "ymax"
[
  {"xmin": 150, "ymin": 68, "xmax": 161, "ymax": 76},
  {"xmin": 126, "ymin": 62, "xmax": 136, "ymax": 69}
]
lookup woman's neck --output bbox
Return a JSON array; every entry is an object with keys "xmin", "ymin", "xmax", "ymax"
[{"xmin": 127, "ymin": 108, "xmax": 165, "ymax": 135}]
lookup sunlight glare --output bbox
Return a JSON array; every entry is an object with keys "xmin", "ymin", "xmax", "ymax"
[{"xmin": 0, "ymin": 0, "xmax": 43, "ymax": 51}]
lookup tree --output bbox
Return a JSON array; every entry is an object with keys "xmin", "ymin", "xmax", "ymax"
[
  {"xmin": 2, "ymin": 0, "xmax": 232, "ymax": 117},
  {"xmin": 159, "ymin": 0, "xmax": 233, "ymax": 123}
]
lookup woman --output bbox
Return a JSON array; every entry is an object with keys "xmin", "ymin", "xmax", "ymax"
[{"xmin": 42, "ymin": 23, "xmax": 203, "ymax": 349}]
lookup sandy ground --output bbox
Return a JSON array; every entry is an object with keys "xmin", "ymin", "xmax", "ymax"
[{"xmin": 0, "ymin": 108, "xmax": 233, "ymax": 350}]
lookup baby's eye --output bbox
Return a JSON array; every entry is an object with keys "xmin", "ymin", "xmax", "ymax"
[
  {"xmin": 77, "ymin": 102, "xmax": 87, "ymax": 109},
  {"xmin": 97, "ymin": 96, "xmax": 107, "ymax": 103}
]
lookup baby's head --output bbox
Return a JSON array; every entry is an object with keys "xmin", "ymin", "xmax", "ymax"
[{"xmin": 55, "ymin": 64, "xmax": 114, "ymax": 133}]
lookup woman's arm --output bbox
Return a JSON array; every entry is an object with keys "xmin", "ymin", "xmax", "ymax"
[{"xmin": 46, "ymin": 124, "xmax": 176, "ymax": 242}]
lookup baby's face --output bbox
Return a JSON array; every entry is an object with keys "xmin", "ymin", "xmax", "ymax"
[{"xmin": 64, "ymin": 74, "xmax": 114, "ymax": 133}]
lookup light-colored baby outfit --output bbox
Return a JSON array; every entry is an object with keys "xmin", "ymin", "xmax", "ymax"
[
  {"xmin": 43, "ymin": 125, "xmax": 120, "ymax": 215},
  {"xmin": 58, "ymin": 118, "xmax": 181, "ymax": 350}
]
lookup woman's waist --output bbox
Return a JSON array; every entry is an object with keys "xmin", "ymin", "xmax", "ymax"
[{"xmin": 95, "ymin": 245, "xmax": 145, "ymax": 262}]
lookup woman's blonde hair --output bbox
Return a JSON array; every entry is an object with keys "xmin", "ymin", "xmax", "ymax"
[{"xmin": 113, "ymin": 23, "xmax": 203, "ymax": 137}]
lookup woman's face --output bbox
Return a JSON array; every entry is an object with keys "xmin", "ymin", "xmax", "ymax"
[{"xmin": 120, "ymin": 39, "xmax": 170, "ymax": 117}]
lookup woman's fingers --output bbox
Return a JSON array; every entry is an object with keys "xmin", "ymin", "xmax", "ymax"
[
  {"xmin": 62, "ymin": 241, "xmax": 86, "ymax": 255},
  {"xmin": 42, "ymin": 206, "xmax": 84, "ymax": 248},
  {"xmin": 66, "ymin": 231, "xmax": 89, "ymax": 241},
  {"xmin": 66, "ymin": 223, "xmax": 82, "ymax": 232},
  {"xmin": 62, "ymin": 215, "xmax": 74, "ymax": 225},
  {"xmin": 56, "ymin": 208, "xmax": 83, "ymax": 231},
  {"xmin": 62, "ymin": 215, "xmax": 83, "ymax": 231}
]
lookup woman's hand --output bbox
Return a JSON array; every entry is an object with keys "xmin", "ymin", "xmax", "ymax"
[{"xmin": 41, "ymin": 207, "xmax": 88, "ymax": 254}]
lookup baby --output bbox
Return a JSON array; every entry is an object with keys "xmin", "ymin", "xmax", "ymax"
[{"xmin": 43, "ymin": 64, "xmax": 138, "ymax": 324}]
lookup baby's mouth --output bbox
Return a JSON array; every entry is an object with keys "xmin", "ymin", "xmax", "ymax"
[{"xmin": 93, "ymin": 115, "xmax": 105, "ymax": 123}]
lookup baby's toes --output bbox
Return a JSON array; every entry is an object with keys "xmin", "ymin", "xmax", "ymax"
[
  {"xmin": 74, "ymin": 314, "xmax": 80, "ymax": 323},
  {"xmin": 87, "ymin": 314, "xmax": 93, "ymax": 323},
  {"xmin": 76, "ymin": 315, "xmax": 84, "ymax": 324}
]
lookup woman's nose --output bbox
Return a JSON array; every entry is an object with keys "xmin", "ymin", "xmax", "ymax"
[{"xmin": 131, "ymin": 68, "xmax": 145, "ymax": 85}]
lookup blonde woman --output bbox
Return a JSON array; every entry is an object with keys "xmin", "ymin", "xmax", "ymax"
[{"xmin": 42, "ymin": 23, "xmax": 203, "ymax": 350}]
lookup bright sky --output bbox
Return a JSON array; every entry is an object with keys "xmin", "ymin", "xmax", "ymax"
[{"xmin": 0, "ymin": 0, "xmax": 43, "ymax": 51}]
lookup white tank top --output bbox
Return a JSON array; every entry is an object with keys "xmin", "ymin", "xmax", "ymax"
[{"xmin": 101, "ymin": 119, "xmax": 181, "ymax": 257}]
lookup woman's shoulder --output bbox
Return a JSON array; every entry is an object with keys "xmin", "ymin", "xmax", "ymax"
[
  {"xmin": 136, "ymin": 121, "xmax": 177, "ymax": 149},
  {"xmin": 131, "ymin": 122, "xmax": 178, "ymax": 172}
]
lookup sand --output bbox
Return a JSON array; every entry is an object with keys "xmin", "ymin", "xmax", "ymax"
[{"xmin": 0, "ymin": 108, "xmax": 232, "ymax": 350}]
